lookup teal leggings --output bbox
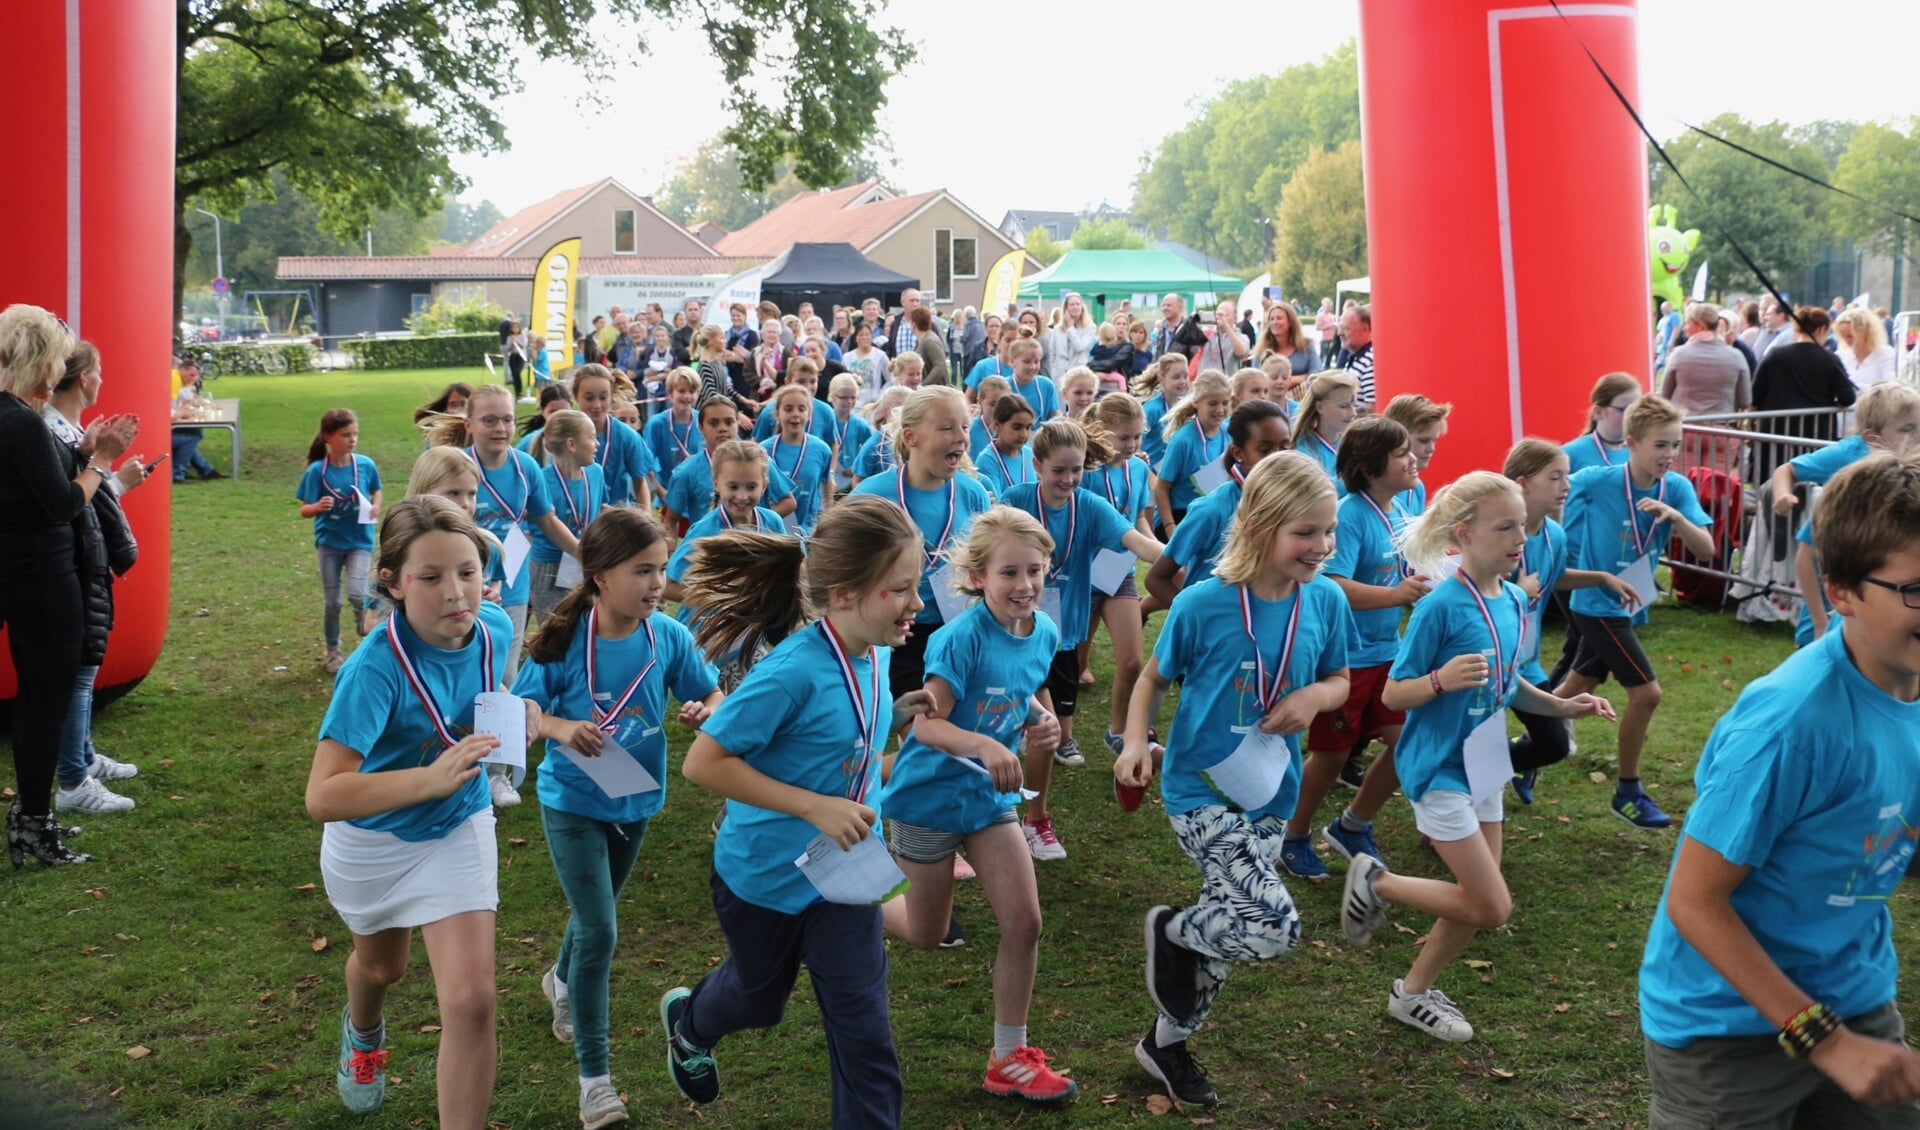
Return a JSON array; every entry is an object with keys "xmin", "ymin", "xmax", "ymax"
[{"xmin": 542, "ymin": 804, "xmax": 650, "ymax": 1077}]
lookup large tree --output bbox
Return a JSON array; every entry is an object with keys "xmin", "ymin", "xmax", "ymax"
[
  {"xmin": 1069, "ymin": 218, "xmax": 1146, "ymax": 251},
  {"xmin": 1829, "ymin": 119, "xmax": 1920, "ymax": 262},
  {"xmin": 654, "ymin": 137, "xmax": 892, "ymax": 232},
  {"xmin": 1270, "ymin": 140, "xmax": 1367, "ymax": 305},
  {"xmin": 173, "ymin": 0, "xmax": 914, "ymax": 327},
  {"xmin": 1132, "ymin": 41, "xmax": 1360, "ymax": 271},
  {"xmin": 1649, "ymin": 115, "xmax": 1828, "ymax": 296}
]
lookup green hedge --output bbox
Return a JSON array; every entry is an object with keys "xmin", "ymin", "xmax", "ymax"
[
  {"xmin": 199, "ymin": 341, "xmax": 314, "ymax": 374},
  {"xmin": 341, "ymin": 333, "xmax": 494, "ymax": 371}
]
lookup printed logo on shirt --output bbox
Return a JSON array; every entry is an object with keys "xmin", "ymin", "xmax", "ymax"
[{"xmin": 1831, "ymin": 804, "xmax": 1919, "ymax": 906}]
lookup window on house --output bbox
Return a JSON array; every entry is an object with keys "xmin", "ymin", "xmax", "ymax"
[
  {"xmin": 613, "ymin": 209, "xmax": 636, "ymax": 254},
  {"xmin": 953, "ymin": 236, "xmax": 978, "ymax": 279},
  {"xmin": 934, "ymin": 229, "xmax": 952, "ymax": 302}
]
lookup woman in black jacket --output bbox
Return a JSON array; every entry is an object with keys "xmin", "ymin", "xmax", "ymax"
[{"xmin": 0, "ymin": 305, "xmax": 136, "ymax": 866}]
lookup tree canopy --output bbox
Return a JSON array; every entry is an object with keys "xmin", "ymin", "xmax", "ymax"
[
  {"xmin": 1270, "ymin": 140, "xmax": 1367, "ymax": 305},
  {"xmin": 1829, "ymin": 118, "xmax": 1920, "ymax": 261},
  {"xmin": 1069, "ymin": 218, "xmax": 1147, "ymax": 252},
  {"xmin": 654, "ymin": 137, "xmax": 892, "ymax": 232},
  {"xmin": 1649, "ymin": 115, "xmax": 1829, "ymax": 296},
  {"xmin": 174, "ymin": 0, "xmax": 914, "ymax": 323},
  {"xmin": 1023, "ymin": 227, "xmax": 1066, "ymax": 267}
]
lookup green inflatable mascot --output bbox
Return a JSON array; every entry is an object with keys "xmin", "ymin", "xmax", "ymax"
[{"xmin": 1648, "ymin": 204, "xmax": 1700, "ymax": 312}]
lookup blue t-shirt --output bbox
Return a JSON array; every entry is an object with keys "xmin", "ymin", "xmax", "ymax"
[
  {"xmin": 1000, "ymin": 484, "xmax": 1134, "ymax": 648},
  {"xmin": 296, "ymin": 454, "xmax": 382, "ymax": 552},
  {"xmin": 515, "ymin": 428, "xmax": 544, "ymax": 460},
  {"xmin": 969, "ymin": 415, "xmax": 994, "ymax": 458},
  {"xmin": 665, "ymin": 452, "xmax": 796, "ymax": 526},
  {"xmin": 1562, "ymin": 432, "xmax": 1627, "ymax": 475},
  {"xmin": 528, "ymin": 464, "xmax": 605, "ymax": 563},
  {"xmin": 469, "ymin": 448, "xmax": 553, "ymax": 607},
  {"xmin": 702, "ymin": 626, "xmax": 893, "ymax": 914},
  {"xmin": 1793, "ymin": 514, "xmax": 1828, "ymax": 648},
  {"xmin": 1788, "ymin": 434, "xmax": 1868, "ymax": 487},
  {"xmin": 1513, "ymin": 516, "xmax": 1570, "ymax": 685},
  {"xmin": 1087, "ymin": 455, "xmax": 1154, "ymax": 526},
  {"xmin": 1140, "ymin": 393, "xmax": 1171, "ymax": 471},
  {"xmin": 763, "ymin": 435, "xmax": 835, "ymax": 532},
  {"xmin": 976, "ymin": 443, "xmax": 1036, "ymax": 498},
  {"xmin": 1010, "ymin": 375, "xmax": 1060, "ymax": 421},
  {"xmin": 317, "ymin": 601, "xmax": 511, "ymax": 841},
  {"xmin": 850, "ymin": 469, "xmax": 994, "ymax": 625},
  {"xmin": 1639, "ymin": 626, "xmax": 1920, "ymax": 1048},
  {"xmin": 852, "ymin": 431, "xmax": 898, "ymax": 479},
  {"xmin": 1388, "ymin": 575, "xmax": 1529, "ymax": 802},
  {"xmin": 1396, "ymin": 477, "xmax": 1429, "ymax": 518},
  {"xmin": 964, "ymin": 357, "xmax": 1014, "ymax": 390},
  {"xmin": 1295, "ymin": 431, "xmax": 1343, "ymax": 494},
  {"xmin": 642, "ymin": 411, "xmax": 705, "ymax": 486},
  {"xmin": 1565, "ymin": 465, "xmax": 1712, "ymax": 622},
  {"xmin": 752, "ymin": 398, "xmax": 837, "ymax": 445},
  {"xmin": 1154, "ymin": 576, "xmax": 1351, "ymax": 820},
  {"xmin": 883, "ymin": 600, "xmax": 1059, "ymax": 834},
  {"xmin": 510, "ymin": 611, "xmax": 717, "ymax": 824},
  {"xmin": 829, "ymin": 414, "xmax": 876, "ymax": 484},
  {"xmin": 667, "ymin": 505, "xmax": 789, "ymax": 583},
  {"xmin": 594, "ymin": 417, "xmax": 658, "ymax": 508},
  {"xmin": 1164, "ymin": 477, "xmax": 1241, "ymax": 589},
  {"xmin": 1327, "ymin": 491, "xmax": 1413, "ymax": 666},
  {"xmin": 1157, "ymin": 420, "xmax": 1228, "ymax": 514}
]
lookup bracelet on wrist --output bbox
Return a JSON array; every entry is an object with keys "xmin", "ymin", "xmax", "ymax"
[
  {"xmin": 1778, "ymin": 1002, "xmax": 1841, "ymax": 1058},
  {"xmin": 1430, "ymin": 670, "xmax": 1445, "ymax": 696}
]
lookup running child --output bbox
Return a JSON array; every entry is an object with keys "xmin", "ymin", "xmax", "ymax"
[
  {"xmin": 662, "ymin": 396, "xmax": 796, "ymax": 534},
  {"xmin": 403, "ymin": 448, "xmax": 503, "ymax": 613},
  {"xmin": 666, "ymin": 440, "xmax": 790, "ymax": 618},
  {"xmin": 751, "ymin": 356, "xmax": 835, "ymax": 444},
  {"xmin": 526, "ymin": 409, "xmax": 606, "ymax": 629},
  {"xmin": 1554, "ymin": 395, "xmax": 1714, "ymax": 829},
  {"xmin": 517, "ymin": 383, "xmax": 574, "ymax": 465},
  {"xmin": 1229, "ymin": 366, "xmax": 1273, "ymax": 411},
  {"xmin": 889, "ymin": 349, "xmax": 926, "ymax": 393},
  {"xmin": 1383, "ymin": 394, "xmax": 1452, "ymax": 517},
  {"xmin": 1113, "ymin": 452, "xmax": 1351, "ymax": 1108},
  {"xmin": 877, "ymin": 506, "xmax": 1077, "ymax": 1102},
  {"xmin": 305, "ymin": 495, "xmax": 532, "ymax": 1126},
  {"xmin": 763, "ymin": 384, "xmax": 836, "ymax": 534},
  {"xmin": 571, "ymin": 364, "xmax": 657, "ymax": 509},
  {"xmin": 1145, "ymin": 399, "xmax": 1292, "ymax": 605},
  {"xmin": 1004, "ymin": 337, "xmax": 1059, "ymax": 422},
  {"xmin": 1639, "ymin": 452, "xmax": 1920, "ymax": 1126},
  {"xmin": 978, "ymin": 393, "xmax": 1037, "ymax": 497},
  {"xmin": 1151, "ymin": 369, "xmax": 1233, "ymax": 541},
  {"xmin": 1084, "ymin": 393, "xmax": 1162, "ymax": 755},
  {"xmin": 1564, "ymin": 371, "xmax": 1641, "ymax": 473},
  {"xmin": 1134, "ymin": 355, "xmax": 1192, "ymax": 475},
  {"xmin": 642, "ymin": 367, "xmax": 704, "ymax": 488},
  {"xmin": 296, "ymin": 409, "xmax": 382, "ymax": 673},
  {"xmin": 661, "ymin": 496, "xmax": 933, "ymax": 1126},
  {"xmin": 1287, "ymin": 370, "xmax": 1360, "ymax": 490},
  {"xmin": 970, "ymin": 375, "xmax": 1010, "ymax": 457},
  {"xmin": 1339, "ymin": 473, "xmax": 1615, "ymax": 1046},
  {"xmin": 827, "ymin": 374, "xmax": 876, "ymax": 494},
  {"xmin": 1001, "ymin": 419, "xmax": 1164, "ymax": 858},
  {"xmin": 1283, "ymin": 416, "xmax": 1428, "ymax": 880},
  {"xmin": 851, "ymin": 385, "xmax": 911, "ymax": 483},
  {"xmin": 1059, "ymin": 366, "xmax": 1099, "ymax": 421},
  {"xmin": 513, "ymin": 508, "xmax": 722, "ymax": 1129}
]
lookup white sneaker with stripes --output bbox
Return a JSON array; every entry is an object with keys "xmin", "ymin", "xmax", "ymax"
[{"xmin": 1388, "ymin": 980, "xmax": 1474, "ymax": 1043}]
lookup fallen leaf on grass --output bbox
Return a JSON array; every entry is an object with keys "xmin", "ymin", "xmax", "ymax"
[
  {"xmin": 1556, "ymin": 815, "xmax": 1571, "ymax": 824},
  {"xmin": 169, "ymin": 796, "xmax": 185, "ymax": 802},
  {"xmin": 508, "ymin": 838, "xmax": 528, "ymax": 847},
  {"xmin": 292, "ymin": 883, "xmax": 316, "ymax": 893},
  {"xmin": 1553, "ymin": 1002, "xmax": 1571, "ymax": 1013},
  {"xmin": 1722, "ymin": 679, "xmax": 1735, "ymax": 690},
  {"xmin": 126, "ymin": 1045, "xmax": 151, "ymax": 1060},
  {"xmin": 1145, "ymin": 1094, "xmax": 1174, "ymax": 1115},
  {"xmin": 418, "ymin": 1024, "xmax": 441, "ymax": 1034},
  {"xmin": 1392, "ymin": 923, "xmax": 1416, "ymax": 935},
  {"xmin": 157, "ymin": 759, "xmax": 175, "ymax": 768},
  {"xmin": 1588, "ymin": 770, "xmax": 1608, "ymax": 783},
  {"xmin": 1101, "ymin": 1094, "xmax": 1120, "ymax": 1105},
  {"xmin": 944, "ymin": 978, "xmax": 969, "ymax": 987},
  {"xmin": 1464, "ymin": 959, "xmax": 1492, "ymax": 970},
  {"xmin": 1490, "ymin": 1067, "xmax": 1516, "ymax": 1079},
  {"xmin": 311, "ymin": 937, "xmax": 328, "ymax": 953},
  {"xmin": 86, "ymin": 888, "xmax": 106, "ymax": 900}
]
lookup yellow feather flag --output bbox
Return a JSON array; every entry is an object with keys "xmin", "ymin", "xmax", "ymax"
[
  {"xmin": 979, "ymin": 248, "xmax": 1026, "ymax": 318},
  {"xmin": 530, "ymin": 237, "xmax": 582, "ymax": 376}
]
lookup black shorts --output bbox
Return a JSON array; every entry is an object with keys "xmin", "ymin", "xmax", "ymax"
[
  {"xmin": 890, "ymin": 626, "xmax": 932, "ymax": 702},
  {"xmin": 1044, "ymin": 647, "xmax": 1079, "ymax": 718},
  {"xmin": 1566, "ymin": 611, "xmax": 1657, "ymax": 689}
]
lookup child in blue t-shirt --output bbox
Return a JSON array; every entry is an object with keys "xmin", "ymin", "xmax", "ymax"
[
  {"xmin": 827, "ymin": 374, "xmax": 876, "ymax": 494},
  {"xmin": 1383, "ymin": 394, "xmax": 1451, "ymax": 517},
  {"xmin": 527, "ymin": 410, "xmax": 606, "ymax": 628},
  {"xmin": 750, "ymin": 360, "xmax": 836, "ymax": 446},
  {"xmin": 969, "ymin": 375, "xmax": 1010, "ymax": 458},
  {"xmin": 306, "ymin": 495, "xmax": 533, "ymax": 1123},
  {"xmin": 977, "ymin": 393, "xmax": 1037, "ymax": 498},
  {"xmin": 1639, "ymin": 452, "xmax": 1920, "ymax": 1123},
  {"xmin": 1287, "ymin": 370, "xmax": 1359, "ymax": 494},
  {"xmin": 661, "ymin": 496, "xmax": 933, "ymax": 1124},
  {"xmin": 761, "ymin": 384, "xmax": 835, "ymax": 534},
  {"xmin": 662, "ymin": 396, "xmax": 797, "ymax": 534},
  {"xmin": 665, "ymin": 440, "xmax": 789, "ymax": 625},
  {"xmin": 1286, "ymin": 416, "xmax": 1429, "ymax": 880},
  {"xmin": 1562, "ymin": 371, "xmax": 1641, "ymax": 474},
  {"xmin": 1147, "ymin": 399, "xmax": 1292, "ymax": 603},
  {"xmin": 512, "ymin": 508, "xmax": 721, "ymax": 1126},
  {"xmin": 296, "ymin": 409, "xmax": 382, "ymax": 673},
  {"xmin": 1151, "ymin": 369, "xmax": 1232, "ymax": 536},
  {"xmin": 1113, "ymin": 452, "xmax": 1352, "ymax": 1108},
  {"xmin": 877, "ymin": 507, "xmax": 1078, "ymax": 1102},
  {"xmin": 572, "ymin": 365, "xmax": 657, "ymax": 509},
  {"xmin": 1338, "ymin": 473, "xmax": 1614, "ymax": 1047},
  {"xmin": 1556, "ymin": 395, "xmax": 1714, "ymax": 830},
  {"xmin": 641, "ymin": 368, "xmax": 704, "ymax": 491},
  {"xmin": 1004, "ymin": 337, "xmax": 1060, "ymax": 422},
  {"xmin": 1136, "ymin": 356, "xmax": 1191, "ymax": 475},
  {"xmin": 1085, "ymin": 393, "xmax": 1172, "ymax": 760}
]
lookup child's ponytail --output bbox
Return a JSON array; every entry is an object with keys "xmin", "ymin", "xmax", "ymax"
[
  {"xmin": 525, "ymin": 508, "xmax": 670, "ymax": 665},
  {"xmin": 1399, "ymin": 471, "xmax": 1523, "ymax": 579},
  {"xmin": 308, "ymin": 409, "xmax": 357, "ymax": 464}
]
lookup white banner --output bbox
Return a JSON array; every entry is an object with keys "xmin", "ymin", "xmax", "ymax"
[{"xmin": 584, "ymin": 275, "xmax": 728, "ymax": 319}]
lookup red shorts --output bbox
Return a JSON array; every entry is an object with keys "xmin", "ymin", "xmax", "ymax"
[{"xmin": 1307, "ymin": 662, "xmax": 1404, "ymax": 752}]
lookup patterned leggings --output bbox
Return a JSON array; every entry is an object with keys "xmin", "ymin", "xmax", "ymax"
[{"xmin": 1162, "ymin": 806, "xmax": 1303, "ymax": 1038}]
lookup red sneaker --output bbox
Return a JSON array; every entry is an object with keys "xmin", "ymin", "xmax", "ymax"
[{"xmin": 983, "ymin": 1045, "xmax": 1079, "ymax": 1101}]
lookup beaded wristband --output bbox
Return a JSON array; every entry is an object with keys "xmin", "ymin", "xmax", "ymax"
[
  {"xmin": 1429, "ymin": 670, "xmax": 1444, "ymax": 696},
  {"xmin": 1778, "ymin": 1002, "xmax": 1840, "ymax": 1058}
]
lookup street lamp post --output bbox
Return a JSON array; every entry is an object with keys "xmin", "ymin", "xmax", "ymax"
[{"xmin": 195, "ymin": 207, "xmax": 226, "ymax": 338}]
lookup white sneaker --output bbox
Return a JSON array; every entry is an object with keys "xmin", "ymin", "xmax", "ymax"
[
  {"xmin": 1388, "ymin": 980, "xmax": 1474, "ymax": 1043},
  {"xmin": 55, "ymin": 776, "xmax": 135, "ymax": 814},
  {"xmin": 1023, "ymin": 815, "xmax": 1067, "ymax": 861},
  {"xmin": 489, "ymin": 773, "xmax": 522, "ymax": 809},
  {"xmin": 87, "ymin": 753, "xmax": 139, "ymax": 781}
]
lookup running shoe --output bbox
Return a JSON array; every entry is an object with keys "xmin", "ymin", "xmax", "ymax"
[
  {"xmin": 1322, "ymin": 818, "xmax": 1384, "ymax": 866},
  {"xmin": 334, "ymin": 1006, "xmax": 388, "ymax": 1114},
  {"xmin": 1052, "ymin": 738, "xmax": 1085, "ymax": 768},
  {"xmin": 660, "ymin": 988, "xmax": 719, "ymax": 1104},
  {"xmin": 1340, "ymin": 853, "xmax": 1389, "ymax": 946},
  {"xmin": 543, "ymin": 966, "xmax": 573, "ymax": 1043},
  {"xmin": 1510, "ymin": 768, "xmax": 1537, "ymax": 806},
  {"xmin": 1278, "ymin": 836, "xmax": 1330, "ymax": 882},
  {"xmin": 1388, "ymin": 979, "xmax": 1474, "ymax": 1043},
  {"xmin": 1133, "ymin": 1028, "xmax": 1217, "ymax": 1107},
  {"xmin": 983, "ymin": 1045, "xmax": 1078, "ymax": 1101},
  {"xmin": 1144, "ymin": 906, "xmax": 1202, "ymax": 1028},
  {"xmin": 1023, "ymin": 815, "xmax": 1066, "ymax": 861},
  {"xmin": 1612, "ymin": 788, "xmax": 1673, "ymax": 830}
]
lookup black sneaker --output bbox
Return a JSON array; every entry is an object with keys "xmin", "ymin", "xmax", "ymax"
[
  {"xmin": 1337, "ymin": 754, "xmax": 1367, "ymax": 790},
  {"xmin": 1144, "ymin": 906, "xmax": 1201, "ymax": 1028},
  {"xmin": 1133, "ymin": 1028, "xmax": 1217, "ymax": 1107},
  {"xmin": 660, "ymin": 988, "xmax": 719, "ymax": 1104},
  {"xmin": 939, "ymin": 914, "xmax": 967, "ymax": 949}
]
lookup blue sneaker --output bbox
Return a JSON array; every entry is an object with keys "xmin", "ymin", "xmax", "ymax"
[
  {"xmin": 1278, "ymin": 835, "xmax": 1330, "ymax": 882},
  {"xmin": 1612, "ymin": 788, "xmax": 1673, "ymax": 830},
  {"xmin": 661, "ymin": 988, "xmax": 720, "ymax": 1104},
  {"xmin": 334, "ymin": 1005, "xmax": 387, "ymax": 1114},
  {"xmin": 1323, "ymin": 819, "xmax": 1385, "ymax": 866},
  {"xmin": 1510, "ymin": 768, "xmax": 1537, "ymax": 806}
]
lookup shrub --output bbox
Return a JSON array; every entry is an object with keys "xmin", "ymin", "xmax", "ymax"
[
  {"xmin": 407, "ymin": 292, "xmax": 508, "ymax": 335},
  {"xmin": 194, "ymin": 341, "xmax": 314, "ymax": 375},
  {"xmin": 341, "ymin": 333, "xmax": 495, "ymax": 371}
]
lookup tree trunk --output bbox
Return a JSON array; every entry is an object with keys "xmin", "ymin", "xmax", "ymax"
[{"xmin": 172, "ymin": 187, "xmax": 193, "ymax": 348}]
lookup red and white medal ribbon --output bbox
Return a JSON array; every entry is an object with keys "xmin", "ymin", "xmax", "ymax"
[
  {"xmin": 988, "ymin": 442, "xmax": 1029, "ymax": 488},
  {"xmin": 1591, "ymin": 432, "xmax": 1617, "ymax": 467},
  {"xmin": 669, "ymin": 419, "xmax": 695, "ymax": 460},
  {"xmin": 1622, "ymin": 466, "xmax": 1668, "ymax": 558},
  {"xmin": 1357, "ymin": 491, "xmax": 1410, "ymax": 579},
  {"xmin": 896, "ymin": 470, "xmax": 957, "ymax": 566},
  {"xmin": 585, "ymin": 605, "xmax": 656, "ymax": 734},
  {"xmin": 1516, "ymin": 523, "xmax": 1554, "ymax": 610},
  {"xmin": 466, "ymin": 447, "xmax": 527, "ymax": 522},
  {"xmin": 1239, "ymin": 583, "xmax": 1301, "ymax": 712},
  {"xmin": 819, "ymin": 618, "xmax": 883, "ymax": 803},
  {"xmin": 555, "ymin": 470, "xmax": 589, "ymax": 534},
  {"xmin": 1455, "ymin": 572, "xmax": 1525, "ymax": 703},
  {"xmin": 385, "ymin": 611, "xmax": 495, "ymax": 753},
  {"xmin": 1026, "ymin": 489, "xmax": 1076, "ymax": 585}
]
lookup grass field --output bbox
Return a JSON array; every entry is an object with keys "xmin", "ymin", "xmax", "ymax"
[{"xmin": 0, "ymin": 366, "xmax": 1902, "ymax": 1130}]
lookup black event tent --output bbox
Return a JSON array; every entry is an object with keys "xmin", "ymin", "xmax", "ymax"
[{"xmin": 756, "ymin": 242, "xmax": 920, "ymax": 315}]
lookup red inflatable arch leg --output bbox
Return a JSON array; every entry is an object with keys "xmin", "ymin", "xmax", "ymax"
[
  {"xmin": 1, "ymin": 1, "xmax": 176, "ymax": 698},
  {"xmin": 1358, "ymin": 0, "xmax": 1649, "ymax": 485}
]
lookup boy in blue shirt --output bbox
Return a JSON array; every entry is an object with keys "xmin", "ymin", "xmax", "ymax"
[
  {"xmin": 1639, "ymin": 451, "xmax": 1920, "ymax": 1125},
  {"xmin": 1554, "ymin": 395, "xmax": 1714, "ymax": 830}
]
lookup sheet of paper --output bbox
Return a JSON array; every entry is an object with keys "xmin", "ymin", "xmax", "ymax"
[
  {"xmin": 1462, "ymin": 714, "xmax": 1513, "ymax": 804},
  {"xmin": 502, "ymin": 526, "xmax": 532, "ymax": 586},
  {"xmin": 556, "ymin": 552, "xmax": 584, "ymax": 590},
  {"xmin": 952, "ymin": 753, "xmax": 1039, "ymax": 805},
  {"xmin": 1193, "ymin": 460, "xmax": 1230, "ymax": 495},
  {"xmin": 1199, "ymin": 728, "xmax": 1291, "ymax": 812},
  {"xmin": 355, "ymin": 489, "xmax": 377, "ymax": 525},
  {"xmin": 472, "ymin": 691, "xmax": 527, "ymax": 787},
  {"xmin": 1432, "ymin": 553, "xmax": 1462, "ymax": 581},
  {"xmin": 1620, "ymin": 552, "xmax": 1659, "ymax": 611},
  {"xmin": 1039, "ymin": 586, "xmax": 1062, "ymax": 628},
  {"xmin": 553, "ymin": 735, "xmax": 660, "ymax": 798},
  {"xmin": 1091, "ymin": 548, "xmax": 1135, "ymax": 596},
  {"xmin": 929, "ymin": 562, "xmax": 972, "ymax": 622},
  {"xmin": 794, "ymin": 831, "xmax": 910, "ymax": 905}
]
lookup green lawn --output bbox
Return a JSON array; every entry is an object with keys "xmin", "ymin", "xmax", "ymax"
[{"xmin": 0, "ymin": 367, "xmax": 1901, "ymax": 1129}]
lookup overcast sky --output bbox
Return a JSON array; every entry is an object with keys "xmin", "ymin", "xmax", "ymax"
[{"xmin": 451, "ymin": 1, "xmax": 1920, "ymax": 227}]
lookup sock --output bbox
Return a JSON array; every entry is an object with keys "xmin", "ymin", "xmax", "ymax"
[
  {"xmin": 1338, "ymin": 808, "xmax": 1370, "ymax": 834},
  {"xmin": 1617, "ymin": 776, "xmax": 1641, "ymax": 794},
  {"xmin": 550, "ymin": 970, "xmax": 569, "ymax": 1001},
  {"xmin": 992, "ymin": 1023, "xmax": 1027, "ymax": 1060},
  {"xmin": 1154, "ymin": 1015, "xmax": 1189, "ymax": 1048},
  {"xmin": 349, "ymin": 1015, "xmax": 384, "ymax": 1049},
  {"xmin": 579, "ymin": 1074, "xmax": 610, "ymax": 1101},
  {"xmin": 1392, "ymin": 979, "xmax": 1421, "ymax": 1000}
]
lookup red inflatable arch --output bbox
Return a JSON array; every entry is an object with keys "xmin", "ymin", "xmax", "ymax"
[
  {"xmin": 1, "ymin": 1, "xmax": 176, "ymax": 697},
  {"xmin": 1358, "ymin": 0, "xmax": 1649, "ymax": 486}
]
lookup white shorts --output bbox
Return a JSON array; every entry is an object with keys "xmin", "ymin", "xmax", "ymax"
[
  {"xmin": 1409, "ymin": 789, "xmax": 1503, "ymax": 843},
  {"xmin": 320, "ymin": 809, "xmax": 499, "ymax": 935}
]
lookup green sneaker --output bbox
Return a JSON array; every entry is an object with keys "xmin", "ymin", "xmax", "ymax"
[
  {"xmin": 661, "ymin": 988, "xmax": 719, "ymax": 1104},
  {"xmin": 334, "ymin": 1005, "xmax": 388, "ymax": 1114}
]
